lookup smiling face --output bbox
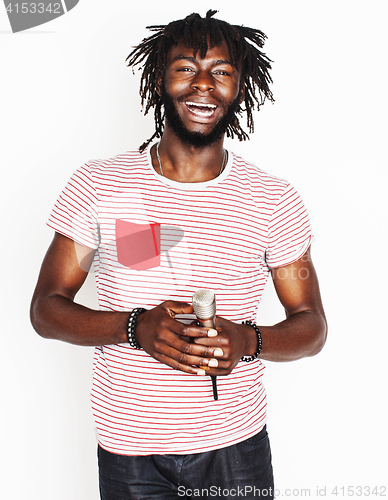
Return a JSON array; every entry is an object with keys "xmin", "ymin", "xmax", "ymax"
[{"xmin": 160, "ymin": 38, "xmax": 244, "ymax": 147}]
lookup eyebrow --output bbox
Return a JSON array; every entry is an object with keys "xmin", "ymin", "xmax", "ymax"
[{"xmin": 172, "ymin": 54, "xmax": 236, "ymax": 68}]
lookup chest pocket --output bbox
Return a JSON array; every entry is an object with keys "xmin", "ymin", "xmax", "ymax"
[{"xmin": 115, "ymin": 219, "xmax": 161, "ymax": 271}]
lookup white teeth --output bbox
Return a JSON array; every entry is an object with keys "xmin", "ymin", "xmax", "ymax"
[
  {"xmin": 185, "ymin": 101, "xmax": 217, "ymax": 117},
  {"xmin": 186, "ymin": 101, "xmax": 217, "ymax": 110}
]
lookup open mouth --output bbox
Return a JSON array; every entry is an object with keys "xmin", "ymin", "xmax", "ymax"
[{"xmin": 185, "ymin": 101, "xmax": 217, "ymax": 117}]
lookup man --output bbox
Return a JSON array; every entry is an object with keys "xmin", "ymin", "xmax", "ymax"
[{"xmin": 30, "ymin": 10, "xmax": 327, "ymax": 500}]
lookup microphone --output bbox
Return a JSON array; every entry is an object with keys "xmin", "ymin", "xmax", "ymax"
[{"xmin": 192, "ymin": 289, "xmax": 218, "ymax": 401}]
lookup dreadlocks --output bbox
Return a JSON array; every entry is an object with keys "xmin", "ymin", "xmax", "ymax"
[{"xmin": 126, "ymin": 10, "xmax": 274, "ymax": 151}]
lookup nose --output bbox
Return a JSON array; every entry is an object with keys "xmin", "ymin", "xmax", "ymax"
[{"xmin": 191, "ymin": 70, "xmax": 215, "ymax": 92}]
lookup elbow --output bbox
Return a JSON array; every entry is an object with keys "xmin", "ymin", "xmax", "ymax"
[
  {"xmin": 309, "ymin": 316, "xmax": 328, "ymax": 357},
  {"xmin": 30, "ymin": 296, "xmax": 51, "ymax": 339}
]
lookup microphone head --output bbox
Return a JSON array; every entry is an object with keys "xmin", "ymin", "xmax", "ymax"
[{"xmin": 192, "ymin": 289, "xmax": 216, "ymax": 320}]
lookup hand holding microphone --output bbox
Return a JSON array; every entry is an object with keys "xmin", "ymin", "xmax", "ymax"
[
  {"xmin": 192, "ymin": 289, "xmax": 219, "ymax": 401},
  {"xmin": 135, "ymin": 292, "xmax": 247, "ymax": 384}
]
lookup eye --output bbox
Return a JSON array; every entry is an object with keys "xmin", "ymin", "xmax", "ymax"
[{"xmin": 214, "ymin": 69, "xmax": 231, "ymax": 76}]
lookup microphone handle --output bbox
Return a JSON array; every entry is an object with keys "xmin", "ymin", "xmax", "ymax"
[{"xmin": 197, "ymin": 318, "xmax": 218, "ymax": 401}]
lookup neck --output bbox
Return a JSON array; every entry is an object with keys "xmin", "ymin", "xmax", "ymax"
[{"xmin": 151, "ymin": 125, "xmax": 226, "ymax": 183}]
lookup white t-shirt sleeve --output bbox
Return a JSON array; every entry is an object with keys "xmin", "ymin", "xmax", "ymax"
[
  {"xmin": 265, "ymin": 183, "xmax": 313, "ymax": 268},
  {"xmin": 47, "ymin": 163, "xmax": 100, "ymax": 249}
]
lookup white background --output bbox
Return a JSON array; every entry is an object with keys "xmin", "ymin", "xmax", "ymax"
[{"xmin": 1, "ymin": 1, "xmax": 387, "ymax": 498}]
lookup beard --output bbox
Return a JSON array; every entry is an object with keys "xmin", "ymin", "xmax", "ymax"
[{"xmin": 161, "ymin": 86, "xmax": 241, "ymax": 148}]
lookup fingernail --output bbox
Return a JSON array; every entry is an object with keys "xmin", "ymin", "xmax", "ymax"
[
  {"xmin": 197, "ymin": 369, "xmax": 206, "ymax": 376},
  {"xmin": 208, "ymin": 359, "xmax": 218, "ymax": 368},
  {"xmin": 214, "ymin": 348, "xmax": 223, "ymax": 357},
  {"xmin": 207, "ymin": 328, "xmax": 218, "ymax": 337}
]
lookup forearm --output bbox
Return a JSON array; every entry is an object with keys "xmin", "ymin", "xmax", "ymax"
[
  {"xmin": 30, "ymin": 293, "xmax": 129, "ymax": 346},
  {"xmin": 257, "ymin": 310, "xmax": 327, "ymax": 362}
]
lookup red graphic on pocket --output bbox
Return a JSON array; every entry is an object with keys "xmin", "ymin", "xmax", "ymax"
[{"xmin": 115, "ymin": 220, "xmax": 161, "ymax": 271}]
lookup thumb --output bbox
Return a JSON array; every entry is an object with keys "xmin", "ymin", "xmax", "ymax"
[{"xmin": 162, "ymin": 300, "xmax": 194, "ymax": 317}]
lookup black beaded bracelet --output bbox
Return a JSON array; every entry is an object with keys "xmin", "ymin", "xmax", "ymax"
[
  {"xmin": 241, "ymin": 320, "xmax": 262, "ymax": 362},
  {"xmin": 126, "ymin": 308, "xmax": 147, "ymax": 349}
]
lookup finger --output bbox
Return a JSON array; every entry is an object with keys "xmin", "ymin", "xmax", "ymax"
[
  {"xmin": 175, "ymin": 325, "xmax": 218, "ymax": 339},
  {"xmin": 174, "ymin": 336, "xmax": 225, "ymax": 359},
  {"xmin": 179, "ymin": 346, "xmax": 225, "ymax": 366},
  {"xmin": 200, "ymin": 358, "xmax": 237, "ymax": 377},
  {"xmin": 193, "ymin": 336, "xmax": 224, "ymax": 346},
  {"xmin": 188, "ymin": 320, "xmax": 218, "ymax": 339},
  {"xmin": 174, "ymin": 340, "xmax": 224, "ymax": 363},
  {"xmin": 156, "ymin": 351, "xmax": 208, "ymax": 376},
  {"xmin": 155, "ymin": 340, "xmax": 224, "ymax": 370}
]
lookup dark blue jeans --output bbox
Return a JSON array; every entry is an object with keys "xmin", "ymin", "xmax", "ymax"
[{"xmin": 98, "ymin": 426, "xmax": 274, "ymax": 499}]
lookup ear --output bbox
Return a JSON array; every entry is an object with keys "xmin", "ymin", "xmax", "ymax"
[
  {"xmin": 156, "ymin": 71, "xmax": 163, "ymax": 97},
  {"xmin": 238, "ymin": 83, "xmax": 245, "ymax": 104}
]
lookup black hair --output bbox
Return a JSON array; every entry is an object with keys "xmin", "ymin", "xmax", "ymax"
[{"xmin": 126, "ymin": 9, "xmax": 274, "ymax": 151}]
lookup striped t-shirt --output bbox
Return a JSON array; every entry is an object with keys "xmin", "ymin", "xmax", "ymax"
[{"xmin": 47, "ymin": 146, "xmax": 313, "ymax": 456}]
